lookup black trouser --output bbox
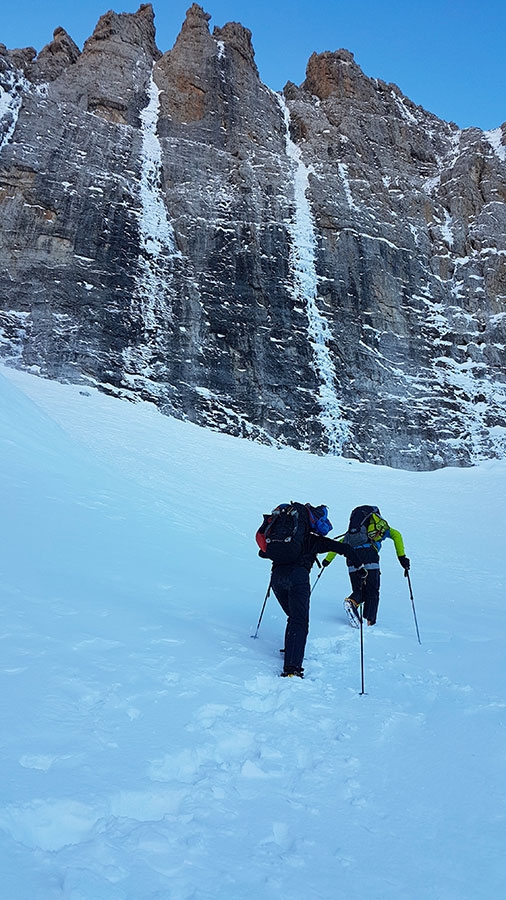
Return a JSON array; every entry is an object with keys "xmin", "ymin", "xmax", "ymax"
[
  {"xmin": 271, "ymin": 564, "xmax": 310, "ymax": 670},
  {"xmin": 349, "ymin": 567, "xmax": 380, "ymax": 624}
]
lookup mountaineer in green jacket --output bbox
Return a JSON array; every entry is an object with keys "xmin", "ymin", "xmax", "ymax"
[{"xmin": 322, "ymin": 505, "xmax": 410, "ymax": 627}]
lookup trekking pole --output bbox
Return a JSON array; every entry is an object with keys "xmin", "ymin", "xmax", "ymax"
[
  {"xmin": 359, "ymin": 577, "xmax": 366, "ymax": 695},
  {"xmin": 310, "ymin": 564, "xmax": 325, "ymax": 596},
  {"xmin": 405, "ymin": 570, "xmax": 421, "ymax": 644},
  {"xmin": 251, "ymin": 580, "xmax": 272, "ymax": 639}
]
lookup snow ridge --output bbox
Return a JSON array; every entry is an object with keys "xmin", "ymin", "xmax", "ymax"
[{"xmin": 277, "ymin": 94, "xmax": 349, "ymax": 454}]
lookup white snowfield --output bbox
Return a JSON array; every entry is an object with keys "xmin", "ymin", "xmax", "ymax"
[{"xmin": 0, "ymin": 364, "xmax": 504, "ymax": 899}]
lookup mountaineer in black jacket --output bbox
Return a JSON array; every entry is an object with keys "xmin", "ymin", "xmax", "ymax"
[{"xmin": 257, "ymin": 503, "xmax": 364, "ymax": 678}]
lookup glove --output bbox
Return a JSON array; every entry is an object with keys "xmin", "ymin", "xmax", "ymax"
[
  {"xmin": 399, "ymin": 556, "xmax": 410, "ymax": 571},
  {"xmin": 322, "ymin": 558, "xmax": 331, "ymax": 568}
]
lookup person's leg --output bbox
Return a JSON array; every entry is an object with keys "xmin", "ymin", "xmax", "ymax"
[
  {"xmin": 271, "ymin": 569, "xmax": 290, "ymax": 618},
  {"xmin": 282, "ymin": 567, "xmax": 310, "ymax": 673},
  {"xmin": 348, "ymin": 570, "xmax": 364, "ymax": 605},
  {"xmin": 362, "ymin": 569, "xmax": 380, "ymax": 624},
  {"xmin": 271, "ymin": 569, "xmax": 300, "ymax": 668}
]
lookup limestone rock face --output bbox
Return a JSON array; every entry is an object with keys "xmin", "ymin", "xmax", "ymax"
[
  {"xmin": 27, "ymin": 28, "xmax": 81, "ymax": 83},
  {"xmin": 0, "ymin": 3, "xmax": 505, "ymax": 468}
]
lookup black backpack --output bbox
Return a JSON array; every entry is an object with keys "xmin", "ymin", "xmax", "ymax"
[
  {"xmin": 256, "ymin": 502, "xmax": 332, "ymax": 565},
  {"xmin": 344, "ymin": 505, "xmax": 383, "ymax": 550}
]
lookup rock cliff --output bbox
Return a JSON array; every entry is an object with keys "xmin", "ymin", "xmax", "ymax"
[{"xmin": 1, "ymin": 3, "xmax": 505, "ymax": 468}]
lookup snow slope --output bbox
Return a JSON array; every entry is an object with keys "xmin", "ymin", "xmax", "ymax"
[{"xmin": 0, "ymin": 364, "xmax": 504, "ymax": 900}]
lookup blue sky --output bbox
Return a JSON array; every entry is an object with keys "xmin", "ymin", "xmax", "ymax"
[{"xmin": 1, "ymin": 1, "xmax": 505, "ymax": 130}]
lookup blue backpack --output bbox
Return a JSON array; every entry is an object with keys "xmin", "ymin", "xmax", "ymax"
[{"xmin": 306, "ymin": 504, "xmax": 333, "ymax": 537}]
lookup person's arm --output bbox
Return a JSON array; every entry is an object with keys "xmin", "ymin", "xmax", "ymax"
[
  {"xmin": 387, "ymin": 527, "xmax": 410, "ymax": 570},
  {"xmin": 322, "ymin": 532, "xmax": 345, "ymax": 567},
  {"xmin": 387, "ymin": 527, "xmax": 405, "ymax": 556},
  {"xmin": 316, "ymin": 537, "xmax": 362, "ymax": 569}
]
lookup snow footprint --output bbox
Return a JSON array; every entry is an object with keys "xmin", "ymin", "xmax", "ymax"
[{"xmin": 241, "ymin": 674, "xmax": 303, "ymax": 714}]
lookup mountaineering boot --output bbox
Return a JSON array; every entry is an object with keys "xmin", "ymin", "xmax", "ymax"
[
  {"xmin": 344, "ymin": 597, "xmax": 361, "ymax": 628},
  {"xmin": 280, "ymin": 666, "xmax": 304, "ymax": 678}
]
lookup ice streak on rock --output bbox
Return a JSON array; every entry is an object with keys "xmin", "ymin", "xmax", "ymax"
[{"xmin": 277, "ymin": 93, "xmax": 349, "ymax": 455}]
